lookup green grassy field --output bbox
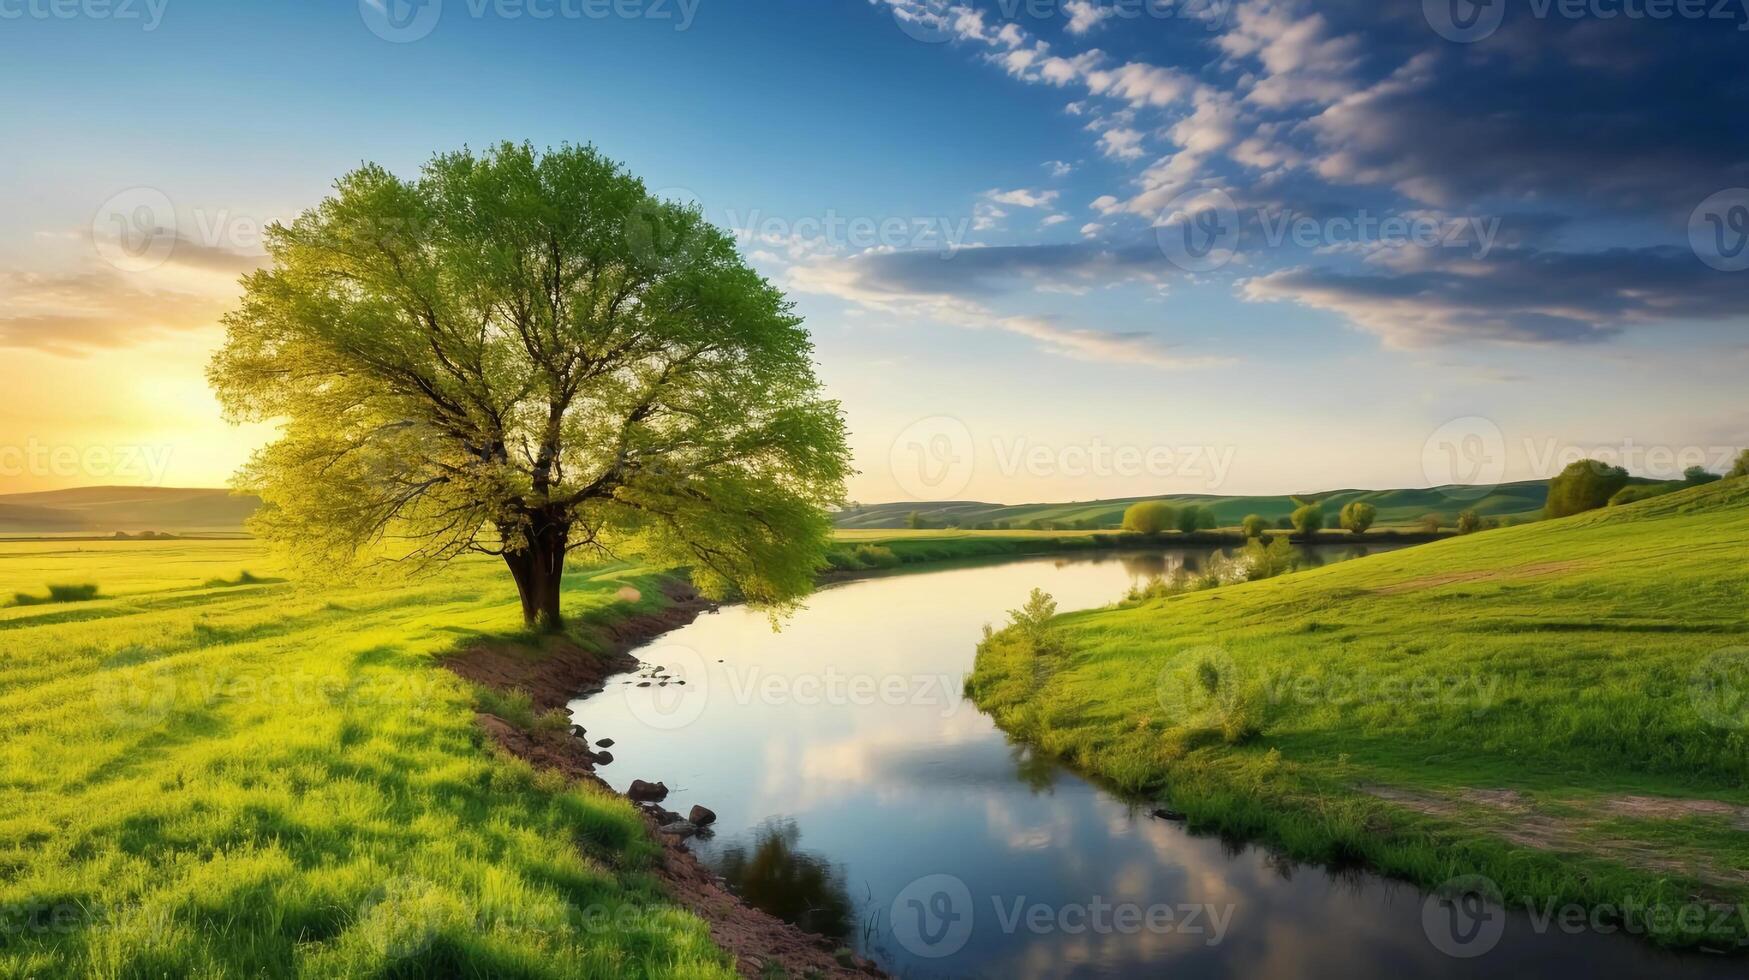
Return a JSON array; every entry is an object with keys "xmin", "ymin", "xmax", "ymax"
[
  {"xmin": 835, "ymin": 480, "xmax": 1551, "ymax": 530},
  {"xmin": 966, "ymin": 477, "xmax": 1749, "ymax": 947},
  {"xmin": 0, "ymin": 540, "xmax": 737, "ymax": 978}
]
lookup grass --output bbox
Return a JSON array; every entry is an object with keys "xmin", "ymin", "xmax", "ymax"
[
  {"xmin": 835, "ymin": 479, "xmax": 1553, "ymax": 530},
  {"xmin": 0, "ymin": 540, "xmax": 737, "ymax": 978},
  {"xmin": 966, "ymin": 477, "xmax": 1749, "ymax": 949}
]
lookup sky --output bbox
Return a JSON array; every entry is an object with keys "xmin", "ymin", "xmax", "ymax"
[{"xmin": 1, "ymin": 0, "xmax": 1747, "ymax": 504}]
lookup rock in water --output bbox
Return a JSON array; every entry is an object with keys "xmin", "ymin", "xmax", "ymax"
[
  {"xmin": 657, "ymin": 820, "xmax": 697, "ymax": 837},
  {"xmin": 627, "ymin": 779, "xmax": 669, "ymax": 802},
  {"xmin": 687, "ymin": 805, "xmax": 717, "ymax": 827},
  {"xmin": 595, "ymin": 737, "xmax": 615, "ymax": 748}
]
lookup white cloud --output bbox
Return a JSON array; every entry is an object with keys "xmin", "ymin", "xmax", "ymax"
[{"xmin": 987, "ymin": 187, "xmax": 1061, "ymax": 208}]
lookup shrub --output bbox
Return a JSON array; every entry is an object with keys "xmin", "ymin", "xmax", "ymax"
[
  {"xmin": 1175, "ymin": 505, "xmax": 1218, "ymax": 534},
  {"xmin": 1729, "ymin": 449, "xmax": 1749, "ymax": 479},
  {"xmin": 1121, "ymin": 500, "xmax": 1177, "ymax": 534},
  {"xmin": 1338, "ymin": 501, "xmax": 1376, "ymax": 535},
  {"xmin": 1419, "ymin": 513, "xmax": 1445, "ymax": 533},
  {"xmin": 1244, "ymin": 536, "xmax": 1296, "ymax": 580},
  {"xmin": 1290, "ymin": 504, "xmax": 1324, "ymax": 538},
  {"xmin": 1006, "ymin": 588, "xmax": 1060, "ymax": 654},
  {"xmin": 1546, "ymin": 458, "xmax": 1630, "ymax": 518},
  {"xmin": 1684, "ymin": 465, "xmax": 1721, "ymax": 486},
  {"xmin": 1241, "ymin": 514, "xmax": 1268, "ymax": 538},
  {"xmin": 1457, "ymin": 510, "xmax": 1481, "ymax": 534},
  {"xmin": 1609, "ymin": 482, "xmax": 1682, "ymax": 507}
]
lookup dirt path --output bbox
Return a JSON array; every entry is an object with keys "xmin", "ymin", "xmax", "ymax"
[{"xmin": 445, "ymin": 580, "xmax": 886, "ymax": 979}]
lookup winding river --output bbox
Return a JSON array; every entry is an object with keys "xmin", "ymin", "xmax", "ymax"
[{"xmin": 570, "ymin": 547, "xmax": 1741, "ymax": 978}]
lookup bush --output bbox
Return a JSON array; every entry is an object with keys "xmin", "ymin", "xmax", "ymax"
[
  {"xmin": 1121, "ymin": 500, "xmax": 1177, "ymax": 534},
  {"xmin": 1684, "ymin": 465, "xmax": 1721, "ymax": 486},
  {"xmin": 1338, "ymin": 501, "xmax": 1376, "ymax": 535},
  {"xmin": 1419, "ymin": 513, "xmax": 1444, "ymax": 533},
  {"xmin": 1609, "ymin": 482, "xmax": 1689, "ymax": 506},
  {"xmin": 1729, "ymin": 449, "xmax": 1749, "ymax": 479},
  {"xmin": 1006, "ymin": 588, "xmax": 1060, "ymax": 654},
  {"xmin": 1241, "ymin": 514, "xmax": 1268, "ymax": 538},
  {"xmin": 1457, "ymin": 510, "xmax": 1481, "ymax": 534},
  {"xmin": 1546, "ymin": 458, "xmax": 1630, "ymax": 518},
  {"xmin": 1244, "ymin": 536, "xmax": 1296, "ymax": 580},
  {"xmin": 1176, "ymin": 505, "xmax": 1217, "ymax": 534},
  {"xmin": 1290, "ymin": 504, "xmax": 1324, "ymax": 538}
]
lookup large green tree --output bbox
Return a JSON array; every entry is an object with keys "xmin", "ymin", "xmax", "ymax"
[
  {"xmin": 1545, "ymin": 459, "xmax": 1629, "ymax": 519},
  {"xmin": 210, "ymin": 143, "xmax": 851, "ymax": 629}
]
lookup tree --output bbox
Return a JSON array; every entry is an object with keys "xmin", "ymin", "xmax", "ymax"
[
  {"xmin": 1683, "ymin": 465, "xmax": 1720, "ymax": 486},
  {"xmin": 1730, "ymin": 450, "xmax": 1749, "ymax": 479},
  {"xmin": 1338, "ymin": 501, "xmax": 1376, "ymax": 536},
  {"xmin": 1177, "ymin": 504, "xmax": 1216, "ymax": 534},
  {"xmin": 1457, "ymin": 510, "xmax": 1481, "ymax": 534},
  {"xmin": 209, "ymin": 143, "xmax": 851, "ymax": 630},
  {"xmin": 1545, "ymin": 459, "xmax": 1630, "ymax": 519},
  {"xmin": 1121, "ymin": 500, "xmax": 1177, "ymax": 534},
  {"xmin": 1419, "ymin": 513, "xmax": 1444, "ymax": 534},
  {"xmin": 1240, "ymin": 514, "xmax": 1268, "ymax": 539},
  {"xmin": 1290, "ymin": 504, "xmax": 1323, "ymax": 538}
]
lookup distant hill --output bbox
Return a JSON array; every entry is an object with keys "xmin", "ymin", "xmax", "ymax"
[
  {"xmin": 0, "ymin": 487, "xmax": 259, "ymax": 534},
  {"xmin": 835, "ymin": 481, "xmax": 1553, "ymax": 530}
]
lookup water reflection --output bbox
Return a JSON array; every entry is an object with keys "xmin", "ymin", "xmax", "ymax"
[
  {"xmin": 571, "ymin": 546, "xmax": 1739, "ymax": 979},
  {"xmin": 715, "ymin": 819, "xmax": 856, "ymax": 941}
]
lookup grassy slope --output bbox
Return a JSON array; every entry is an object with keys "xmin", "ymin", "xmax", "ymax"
[
  {"xmin": 967, "ymin": 478, "xmax": 1749, "ymax": 946},
  {"xmin": 0, "ymin": 541, "xmax": 735, "ymax": 978},
  {"xmin": 836, "ymin": 480, "xmax": 1550, "ymax": 530}
]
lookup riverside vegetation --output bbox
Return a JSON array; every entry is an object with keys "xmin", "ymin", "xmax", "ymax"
[{"xmin": 967, "ymin": 477, "xmax": 1749, "ymax": 949}]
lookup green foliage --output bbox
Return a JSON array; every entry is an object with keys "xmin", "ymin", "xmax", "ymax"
[
  {"xmin": 1176, "ymin": 505, "xmax": 1217, "ymax": 534},
  {"xmin": 1684, "ymin": 465, "xmax": 1720, "ymax": 486},
  {"xmin": 1545, "ymin": 459, "xmax": 1630, "ymax": 518},
  {"xmin": 1610, "ymin": 482, "xmax": 1683, "ymax": 507},
  {"xmin": 208, "ymin": 142, "xmax": 849, "ymax": 627},
  {"xmin": 1006, "ymin": 588, "xmax": 1061, "ymax": 654},
  {"xmin": 1419, "ymin": 513, "xmax": 1444, "ymax": 533},
  {"xmin": 1121, "ymin": 500, "xmax": 1177, "ymax": 534},
  {"xmin": 1729, "ymin": 449, "xmax": 1749, "ymax": 479},
  {"xmin": 1338, "ymin": 501, "xmax": 1376, "ymax": 535},
  {"xmin": 1290, "ymin": 504, "xmax": 1323, "ymax": 537},
  {"xmin": 1242, "ymin": 536, "xmax": 1296, "ymax": 580},
  {"xmin": 1456, "ymin": 510, "xmax": 1481, "ymax": 534},
  {"xmin": 12, "ymin": 583, "xmax": 99, "ymax": 606},
  {"xmin": 1240, "ymin": 514, "xmax": 1268, "ymax": 538}
]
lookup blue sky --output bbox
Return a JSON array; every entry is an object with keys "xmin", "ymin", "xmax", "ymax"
[{"xmin": 2, "ymin": 0, "xmax": 1747, "ymax": 502}]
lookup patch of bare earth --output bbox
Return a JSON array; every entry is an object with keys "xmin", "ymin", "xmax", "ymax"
[
  {"xmin": 1360, "ymin": 784, "xmax": 1749, "ymax": 891},
  {"xmin": 1369, "ymin": 561, "xmax": 1588, "ymax": 596},
  {"xmin": 446, "ymin": 581, "xmax": 885, "ymax": 979}
]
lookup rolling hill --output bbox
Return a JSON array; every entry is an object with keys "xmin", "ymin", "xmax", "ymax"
[
  {"xmin": 836, "ymin": 480, "xmax": 1552, "ymax": 530},
  {"xmin": 0, "ymin": 486, "xmax": 259, "ymax": 534}
]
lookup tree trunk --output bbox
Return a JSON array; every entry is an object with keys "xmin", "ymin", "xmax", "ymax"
[{"xmin": 503, "ymin": 512, "xmax": 569, "ymax": 632}]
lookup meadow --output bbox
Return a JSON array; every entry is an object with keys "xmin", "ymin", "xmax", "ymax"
[
  {"xmin": 0, "ymin": 540, "xmax": 737, "ymax": 978},
  {"xmin": 966, "ymin": 477, "xmax": 1749, "ymax": 947}
]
